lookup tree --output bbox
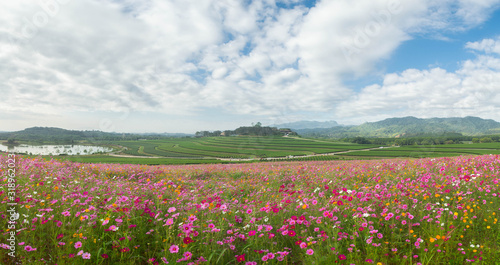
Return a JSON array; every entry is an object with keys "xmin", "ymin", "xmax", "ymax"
[
  {"xmin": 254, "ymin": 122, "xmax": 262, "ymax": 128},
  {"xmin": 480, "ymin": 137, "xmax": 493, "ymax": 143}
]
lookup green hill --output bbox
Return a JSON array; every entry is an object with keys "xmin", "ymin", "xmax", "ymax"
[{"xmin": 296, "ymin": 116, "xmax": 500, "ymax": 138}]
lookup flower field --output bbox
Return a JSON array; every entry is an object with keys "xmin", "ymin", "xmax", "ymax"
[{"xmin": 1, "ymin": 154, "xmax": 500, "ymax": 264}]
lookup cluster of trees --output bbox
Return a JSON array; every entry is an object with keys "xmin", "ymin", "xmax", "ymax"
[
  {"xmin": 472, "ymin": 137, "xmax": 497, "ymax": 143},
  {"xmin": 195, "ymin": 123, "xmax": 297, "ymax": 137},
  {"xmin": 0, "ymin": 127, "xmax": 186, "ymax": 144},
  {"xmin": 346, "ymin": 134, "xmax": 500, "ymax": 146}
]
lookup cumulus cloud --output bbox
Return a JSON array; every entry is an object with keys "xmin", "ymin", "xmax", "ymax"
[
  {"xmin": 466, "ymin": 37, "xmax": 500, "ymax": 54},
  {"xmin": 1, "ymin": 0, "xmax": 500, "ymax": 132},
  {"xmin": 334, "ymin": 48, "xmax": 500, "ymax": 124}
]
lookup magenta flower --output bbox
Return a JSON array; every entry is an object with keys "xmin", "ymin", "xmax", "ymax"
[
  {"xmin": 169, "ymin": 245, "xmax": 179, "ymax": 253},
  {"xmin": 249, "ymin": 230, "xmax": 256, "ymax": 236},
  {"xmin": 74, "ymin": 241, "xmax": 82, "ymax": 249},
  {"xmin": 24, "ymin": 245, "xmax": 37, "ymax": 252}
]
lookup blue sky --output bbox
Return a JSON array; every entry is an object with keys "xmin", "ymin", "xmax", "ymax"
[{"xmin": 1, "ymin": 0, "xmax": 500, "ymax": 133}]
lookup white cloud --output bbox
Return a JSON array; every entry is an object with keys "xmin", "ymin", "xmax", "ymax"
[
  {"xmin": 466, "ymin": 37, "xmax": 500, "ymax": 55},
  {"xmin": 334, "ymin": 51, "xmax": 500, "ymax": 124},
  {"xmin": 1, "ymin": 0, "xmax": 500, "ymax": 132}
]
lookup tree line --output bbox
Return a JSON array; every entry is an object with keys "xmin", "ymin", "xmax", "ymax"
[
  {"xmin": 195, "ymin": 123, "xmax": 297, "ymax": 137},
  {"xmin": 346, "ymin": 134, "xmax": 500, "ymax": 146}
]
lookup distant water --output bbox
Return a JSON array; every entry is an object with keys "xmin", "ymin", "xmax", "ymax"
[{"xmin": 0, "ymin": 144, "xmax": 112, "ymax": 156}]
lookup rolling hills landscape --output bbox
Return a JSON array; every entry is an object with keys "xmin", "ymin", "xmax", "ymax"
[
  {"xmin": 279, "ymin": 116, "xmax": 500, "ymax": 138},
  {"xmin": 3, "ymin": 116, "xmax": 500, "ymax": 143},
  {"xmin": 4, "ymin": 1, "xmax": 500, "ymax": 264}
]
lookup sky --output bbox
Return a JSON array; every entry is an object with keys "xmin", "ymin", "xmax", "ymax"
[{"xmin": 1, "ymin": 0, "xmax": 500, "ymax": 133}]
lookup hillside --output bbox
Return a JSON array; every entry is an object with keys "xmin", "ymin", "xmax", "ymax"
[
  {"xmin": 295, "ymin": 116, "xmax": 500, "ymax": 138},
  {"xmin": 0, "ymin": 127, "xmax": 186, "ymax": 143}
]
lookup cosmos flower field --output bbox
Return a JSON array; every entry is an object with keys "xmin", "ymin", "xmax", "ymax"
[{"xmin": 1, "ymin": 155, "xmax": 500, "ymax": 264}]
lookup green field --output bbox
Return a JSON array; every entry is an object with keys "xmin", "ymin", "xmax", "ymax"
[
  {"xmin": 17, "ymin": 137, "xmax": 500, "ymax": 165},
  {"xmin": 114, "ymin": 137, "xmax": 376, "ymax": 159}
]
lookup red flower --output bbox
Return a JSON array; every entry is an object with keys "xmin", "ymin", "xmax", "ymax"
[
  {"xmin": 288, "ymin": 230, "xmax": 296, "ymax": 237},
  {"xmin": 183, "ymin": 237, "xmax": 194, "ymax": 244},
  {"xmin": 236, "ymin": 254, "xmax": 245, "ymax": 262},
  {"xmin": 101, "ymin": 254, "xmax": 109, "ymax": 259},
  {"xmin": 339, "ymin": 254, "xmax": 346, "ymax": 260}
]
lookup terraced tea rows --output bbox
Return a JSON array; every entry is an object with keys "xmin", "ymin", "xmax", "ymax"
[{"xmin": 116, "ymin": 137, "xmax": 374, "ymax": 159}]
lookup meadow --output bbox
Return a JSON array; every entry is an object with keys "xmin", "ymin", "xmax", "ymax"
[{"xmin": 1, "ymin": 154, "xmax": 500, "ymax": 264}]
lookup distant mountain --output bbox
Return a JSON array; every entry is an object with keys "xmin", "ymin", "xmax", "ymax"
[
  {"xmin": 272, "ymin": 120, "xmax": 340, "ymax": 130},
  {"xmin": 296, "ymin": 116, "xmax": 500, "ymax": 138},
  {"xmin": 0, "ymin": 127, "xmax": 191, "ymax": 143}
]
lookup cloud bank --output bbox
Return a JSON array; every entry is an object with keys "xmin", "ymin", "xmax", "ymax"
[{"xmin": 1, "ymin": 0, "xmax": 500, "ymax": 131}]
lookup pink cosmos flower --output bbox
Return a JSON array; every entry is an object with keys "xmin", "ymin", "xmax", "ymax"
[
  {"xmin": 82, "ymin": 252, "xmax": 91, "ymax": 259},
  {"xmin": 74, "ymin": 241, "xmax": 82, "ymax": 249},
  {"xmin": 306, "ymin": 249, "xmax": 314, "ymax": 255},
  {"xmin": 169, "ymin": 245, "xmax": 179, "ymax": 253},
  {"xmin": 24, "ymin": 246, "xmax": 37, "ymax": 252}
]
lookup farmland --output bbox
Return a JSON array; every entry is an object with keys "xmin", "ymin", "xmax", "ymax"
[
  {"xmin": 113, "ymin": 137, "xmax": 378, "ymax": 159},
  {"xmin": 4, "ymin": 136, "xmax": 500, "ymax": 165},
  {"xmin": 46, "ymin": 137, "xmax": 500, "ymax": 165},
  {"xmin": 1, "ymin": 154, "xmax": 500, "ymax": 264}
]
